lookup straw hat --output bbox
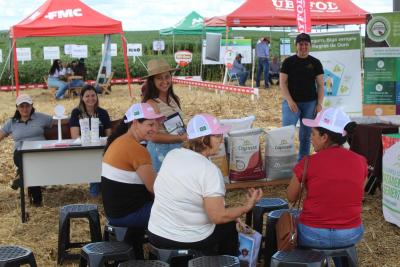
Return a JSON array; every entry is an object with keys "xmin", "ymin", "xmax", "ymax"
[{"xmin": 143, "ymin": 58, "xmax": 179, "ymax": 79}]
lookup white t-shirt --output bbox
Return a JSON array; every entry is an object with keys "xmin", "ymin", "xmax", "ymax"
[{"xmin": 148, "ymin": 148, "xmax": 226, "ymax": 242}]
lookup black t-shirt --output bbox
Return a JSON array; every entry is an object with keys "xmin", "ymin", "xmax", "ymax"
[
  {"xmin": 280, "ymin": 54, "xmax": 324, "ymax": 102},
  {"xmin": 69, "ymin": 107, "xmax": 112, "ymax": 137}
]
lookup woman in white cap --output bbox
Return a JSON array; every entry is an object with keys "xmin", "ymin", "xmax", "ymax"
[
  {"xmin": 101, "ymin": 103, "xmax": 163, "ymax": 236},
  {"xmin": 141, "ymin": 57, "xmax": 187, "ymax": 172},
  {"xmin": 0, "ymin": 94, "xmax": 54, "ymax": 205},
  {"xmin": 287, "ymin": 107, "xmax": 367, "ymax": 266},
  {"xmin": 148, "ymin": 113, "xmax": 263, "ymax": 256}
]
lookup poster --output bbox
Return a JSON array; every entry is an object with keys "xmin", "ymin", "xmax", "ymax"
[
  {"xmin": 101, "ymin": 43, "xmax": 117, "ymax": 56},
  {"xmin": 71, "ymin": 45, "xmax": 88, "ymax": 58},
  {"xmin": 16, "ymin": 48, "xmax": 31, "ymax": 61},
  {"xmin": 0, "ymin": 49, "xmax": 2, "ymax": 63},
  {"xmin": 43, "ymin": 46, "xmax": 60, "ymax": 60},
  {"xmin": 152, "ymin": 40, "xmax": 165, "ymax": 51},
  {"xmin": 291, "ymin": 32, "xmax": 362, "ymax": 115},
  {"xmin": 127, "ymin": 43, "xmax": 142, "ymax": 57},
  {"xmin": 64, "ymin": 44, "xmax": 73, "ymax": 55},
  {"xmin": 364, "ymin": 12, "xmax": 400, "ymax": 115},
  {"xmin": 202, "ymin": 39, "xmax": 252, "ymax": 65}
]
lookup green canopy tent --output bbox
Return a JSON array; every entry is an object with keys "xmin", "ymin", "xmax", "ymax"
[{"xmin": 159, "ymin": 11, "xmax": 227, "ymax": 54}]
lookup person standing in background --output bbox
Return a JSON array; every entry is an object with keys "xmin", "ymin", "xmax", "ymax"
[
  {"xmin": 255, "ymin": 37, "xmax": 270, "ymax": 89},
  {"xmin": 280, "ymin": 33, "xmax": 324, "ymax": 161}
]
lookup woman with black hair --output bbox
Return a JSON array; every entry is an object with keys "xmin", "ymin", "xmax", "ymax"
[
  {"xmin": 0, "ymin": 94, "xmax": 54, "ymax": 205},
  {"xmin": 48, "ymin": 59, "xmax": 69, "ymax": 100},
  {"xmin": 287, "ymin": 107, "xmax": 367, "ymax": 267},
  {"xmin": 142, "ymin": 57, "xmax": 187, "ymax": 172},
  {"xmin": 69, "ymin": 84, "xmax": 112, "ymax": 197}
]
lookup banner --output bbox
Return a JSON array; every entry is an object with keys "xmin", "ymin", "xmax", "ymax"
[
  {"xmin": 364, "ymin": 12, "xmax": 400, "ymax": 115},
  {"xmin": 294, "ymin": 0, "xmax": 311, "ymax": 33},
  {"xmin": 101, "ymin": 43, "xmax": 117, "ymax": 56},
  {"xmin": 16, "ymin": 48, "xmax": 31, "ymax": 62},
  {"xmin": 202, "ymin": 39, "xmax": 252, "ymax": 65},
  {"xmin": 291, "ymin": 32, "xmax": 362, "ymax": 115},
  {"xmin": 43, "ymin": 46, "xmax": 60, "ymax": 60}
]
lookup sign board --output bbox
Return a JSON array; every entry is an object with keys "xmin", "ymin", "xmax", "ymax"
[
  {"xmin": 280, "ymin": 38, "xmax": 291, "ymax": 56},
  {"xmin": 0, "ymin": 49, "xmax": 2, "ymax": 63},
  {"xmin": 16, "ymin": 48, "xmax": 31, "ymax": 61},
  {"xmin": 101, "ymin": 43, "xmax": 117, "ymax": 57},
  {"xmin": 224, "ymin": 49, "xmax": 235, "ymax": 69},
  {"xmin": 43, "ymin": 46, "xmax": 60, "ymax": 60},
  {"xmin": 64, "ymin": 44, "xmax": 74, "ymax": 55},
  {"xmin": 71, "ymin": 45, "xmax": 88, "ymax": 58},
  {"xmin": 153, "ymin": 40, "xmax": 165, "ymax": 51},
  {"xmin": 174, "ymin": 50, "xmax": 193, "ymax": 67},
  {"xmin": 202, "ymin": 39, "xmax": 252, "ymax": 65},
  {"xmin": 127, "ymin": 43, "xmax": 142, "ymax": 57}
]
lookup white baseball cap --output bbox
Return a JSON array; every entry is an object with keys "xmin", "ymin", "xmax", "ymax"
[
  {"xmin": 187, "ymin": 114, "xmax": 231, "ymax": 139},
  {"xmin": 16, "ymin": 94, "xmax": 33, "ymax": 106},
  {"xmin": 124, "ymin": 103, "xmax": 164, "ymax": 123},
  {"xmin": 302, "ymin": 107, "xmax": 351, "ymax": 136}
]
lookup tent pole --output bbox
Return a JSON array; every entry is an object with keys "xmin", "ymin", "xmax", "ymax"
[{"xmin": 121, "ymin": 34, "xmax": 132, "ymax": 97}]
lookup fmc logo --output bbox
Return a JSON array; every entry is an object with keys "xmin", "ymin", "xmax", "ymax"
[{"xmin": 44, "ymin": 8, "xmax": 83, "ymax": 20}]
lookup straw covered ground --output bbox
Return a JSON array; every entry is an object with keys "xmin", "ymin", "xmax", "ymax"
[{"xmin": 0, "ymin": 84, "xmax": 399, "ymax": 266}]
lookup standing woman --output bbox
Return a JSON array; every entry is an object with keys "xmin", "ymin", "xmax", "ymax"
[
  {"xmin": 69, "ymin": 84, "xmax": 112, "ymax": 197},
  {"xmin": 142, "ymin": 58, "xmax": 187, "ymax": 172},
  {"xmin": 48, "ymin": 59, "xmax": 69, "ymax": 100},
  {"xmin": 287, "ymin": 108, "xmax": 367, "ymax": 267},
  {"xmin": 0, "ymin": 94, "xmax": 54, "ymax": 205}
]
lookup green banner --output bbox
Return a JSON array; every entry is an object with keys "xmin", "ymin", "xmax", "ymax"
[{"xmin": 364, "ymin": 81, "xmax": 396, "ymax": 104}]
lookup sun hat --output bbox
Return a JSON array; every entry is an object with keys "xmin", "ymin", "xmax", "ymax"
[
  {"xmin": 143, "ymin": 58, "xmax": 179, "ymax": 79},
  {"xmin": 16, "ymin": 94, "xmax": 33, "ymax": 106},
  {"xmin": 187, "ymin": 114, "xmax": 231, "ymax": 140},
  {"xmin": 124, "ymin": 103, "xmax": 164, "ymax": 123},
  {"xmin": 296, "ymin": 33, "xmax": 311, "ymax": 44},
  {"xmin": 302, "ymin": 107, "xmax": 351, "ymax": 136}
]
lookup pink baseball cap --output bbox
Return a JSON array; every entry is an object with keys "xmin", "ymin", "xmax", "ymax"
[
  {"xmin": 302, "ymin": 107, "xmax": 351, "ymax": 136},
  {"xmin": 124, "ymin": 103, "xmax": 164, "ymax": 123},
  {"xmin": 187, "ymin": 114, "xmax": 231, "ymax": 139}
]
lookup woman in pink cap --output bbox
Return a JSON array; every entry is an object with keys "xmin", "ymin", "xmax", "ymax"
[
  {"xmin": 148, "ymin": 113, "xmax": 263, "ymax": 256},
  {"xmin": 101, "ymin": 103, "xmax": 163, "ymax": 258},
  {"xmin": 287, "ymin": 107, "xmax": 367, "ymax": 266}
]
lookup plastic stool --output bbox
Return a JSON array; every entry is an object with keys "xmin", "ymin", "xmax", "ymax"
[
  {"xmin": 148, "ymin": 243, "xmax": 201, "ymax": 265},
  {"xmin": 312, "ymin": 245, "xmax": 358, "ymax": 267},
  {"xmin": 79, "ymin": 241, "xmax": 134, "ymax": 267},
  {"xmin": 118, "ymin": 260, "xmax": 170, "ymax": 266},
  {"xmin": 271, "ymin": 249, "xmax": 325, "ymax": 267},
  {"xmin": 103, "ymin": 222, "xmax": 147, "ymax": 259},
  {"xmin": 58, "ymin": 204, "xmax": 102, "ymax": 264},
  {"xmin": 188, "ymin": 255, "xmax": 240, "ymax": 267},
  {"xmin": 264, "ymin": 209, "xmax": 300, "ymax": 267},
  {"xmin": 0, "ymin": 245, "xmax": 37, "ymax": 267}
]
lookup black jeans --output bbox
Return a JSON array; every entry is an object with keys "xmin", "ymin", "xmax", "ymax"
[
  {"xmin": 13, "ymin": 150, "xmax": 42, "ymax": 203},
  {"xmin": 148, "ymin": 221, "xmax": 239, "ymax": 256}
]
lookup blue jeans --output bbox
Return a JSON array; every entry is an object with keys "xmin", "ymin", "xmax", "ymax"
[
  {"xmin": 237, "ymin": 70, "xmax": 249, "ymax": 85},
  {"xmin": 69, "ymin": 79, "xmax": 85, "ymax": 88},
  {"xmin": 298, "ymin": 223, "xmax": 364, "ymax": 267},
  {"xmin": 107, "ymin": 201, "xmax": 153, "ymax": 228},
  {"xmin": 48, "ymin": 77, "xmax": 68, "ymax": 99},
  {"xmin": 282, "ymin": 100, "xmax": 316, "ymax": 161},
  {"xmin": 146, "ymin": 141, "xmax": 182, "ymax": 172},
  {"xmin": 256, "ymin": 57, "xmax": 269, "ymax": 87}
]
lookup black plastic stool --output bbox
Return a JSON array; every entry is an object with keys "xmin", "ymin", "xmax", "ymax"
[
  {"xmin": 271, "ymin": 249, "xmax": 325, "ymax": 267},
  {"xmin": 79, "ymin": 241, "xmax": 134, "ymax": 267},
  {"xmin": 148, "ymin": 243, "xmax": 201, "ymax": 266},
  {"xmin": 188, "ymin": 255, "xmax": 240, "ymax": 267},
  {"xmin": 0, "ymin": 245, "xmax": 37, "ymax": 267},
  {"xmin": 264, "ymin": 209, "xmax": 300, "ymax": 267},
  {"xmin": 103, "ymin": 221, "xmax": 147, "ymax": 259},
  {"xmin": 312, "ymin": 245, "xmax": 358, "ymax": 267},
  {"xmin": 58, "ymin": 204, "xmax": 102, "ymax": 264},
  {"xmin": 118, "ymin": 260, "xmax": 170, "ymax": 266}
]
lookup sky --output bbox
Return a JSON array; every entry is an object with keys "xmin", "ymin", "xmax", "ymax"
[{"xmin": 0, "ymin": 0, "xmax": 394, "ymax": 31}]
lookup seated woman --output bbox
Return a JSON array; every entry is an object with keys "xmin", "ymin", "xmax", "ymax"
[
  {"xmin": 287, "ymin": 107, "xmax": 367, "ymax": 267},
  {"xmin": 48, "ymin": 59, "xmax": 69, "ymax": 100},
  {"xmin": 0, "ymin": 94, "xmax": 54, "ymax": 205},
  {"xmin": 68, "ymin": 59, "xmax": 86, "ymax": 88},
  {"xmin": 101, "ymin": 103, "xmax": 163, "ymax": 257},
  {"xmin": 148, "ymin": 113, "xmax": 263, "ymax": 256},
  {"xmin": 69, "ymin": 85, "xmax": 112, "ymax": 197}
]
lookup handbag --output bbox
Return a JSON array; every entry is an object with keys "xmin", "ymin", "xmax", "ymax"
[
  {"xmin": 275, "ymin": 156, "xmax": 309, "ymax": 251},
  {"xmin": 237, "ymin": 221, "xmax": 262, "ymax": 267}
]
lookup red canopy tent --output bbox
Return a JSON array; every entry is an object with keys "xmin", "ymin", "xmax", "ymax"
[
  {"xmin": 10, "ymin": 0, "xmax": 131, "ymax": 95},
  {"xmin": 205, "ymin": 0, "xmax": 367, "ymax": 27}
]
